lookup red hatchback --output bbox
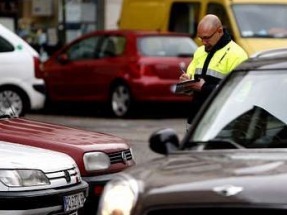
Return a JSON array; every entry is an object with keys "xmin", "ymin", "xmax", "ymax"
[{"xmin": 43, "ymin": 30, "xmax": 197, "ymax": 117}]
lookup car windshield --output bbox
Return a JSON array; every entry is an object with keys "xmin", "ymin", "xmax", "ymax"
[
  {"xmin": 189, "ymin": 69, "xmax": 287, "ymax": 148},
  {"xmin": 138, "ymin": 36, "xmax": 197, "ymax": 57},
  {"xmin": 233, "ymin": 4, "xmax": 287, "ymax": 38}
]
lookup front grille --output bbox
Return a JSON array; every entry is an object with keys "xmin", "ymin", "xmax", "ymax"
[
  {"xmin": 46, "ymin": 167, "xmax": 79, "ymax": 186},
  {"xmin": 109, "ymin": 149, "xmax": 133, "ymax": 164}
]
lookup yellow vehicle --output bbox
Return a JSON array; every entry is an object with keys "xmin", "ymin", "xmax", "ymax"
[{"xmin": 119, "ymin": 0, "xmax": 287, "ymax": 56}]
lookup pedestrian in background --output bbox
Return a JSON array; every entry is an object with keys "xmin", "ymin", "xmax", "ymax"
[{"xmin": 179, "ymin": 14, "xmax": 248, "ymax": 128}]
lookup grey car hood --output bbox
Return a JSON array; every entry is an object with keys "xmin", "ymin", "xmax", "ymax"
[{"xmin": 125, "ymin": 149, "xmax": 287, "ymax": 206}]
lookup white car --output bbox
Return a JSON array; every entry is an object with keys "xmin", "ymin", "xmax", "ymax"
[
  {"xmin": 0, "ymin": 24, "xmax": 46, "ymax": 116},
  {"xmin": 0, "ymin": 141, "xmax": 88, "ymax": 215}
]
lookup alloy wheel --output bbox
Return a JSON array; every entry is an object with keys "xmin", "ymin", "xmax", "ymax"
[
  {"xmin": 0, "ymin": 89, "xmax": 25, "ymax": 116},
  {"xmin": 111, "ymin": 84, "xmax": 131, "ymax": 117}
]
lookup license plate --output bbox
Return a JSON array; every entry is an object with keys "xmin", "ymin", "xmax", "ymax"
[{"xmin": 64, "ymin": 192, "xmax": 85, "ymax": 212}]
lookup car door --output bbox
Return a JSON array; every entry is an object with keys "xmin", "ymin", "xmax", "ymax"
[
  {"xmin": 45, "ymin": 35, "xmax": 104, "ymax": 100},
  {"xmin": 45, "ymin": 34, "xmax": 127, "ymax": 102},
  {"xmin": 88, "ymin": 35, "xmax": 127, "ymax": 101}
]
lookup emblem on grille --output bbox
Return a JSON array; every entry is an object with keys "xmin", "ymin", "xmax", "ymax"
[
  {"xmin": 121, "ymin": 151, "xmax": 128, "ymax": 164},
  {"xmin": 64, "ymin": 170, "xmax": 71, "ymax": 183},
  {"xmin": 213, "ymin": 185, "xmax": 243, "ymax": 196}
]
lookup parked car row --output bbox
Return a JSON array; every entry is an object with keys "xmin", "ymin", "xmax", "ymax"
[
  {"xmin": 0, "ymin": 24, "xmax": 198, "ymax": 117},
  {"xmin": 0, "ymin": 23, "xmax": 198, "ymax": 214},
  {"xmin": 4, "ymin": 19, "xmax": 287, "ymax": 215},
  {"xmin": 97, "ymin": 48, "xmax": 287, "ymax": 215},
  {"xmin": 0, "ymin": 24, "xmax": 136, "ymax": 214}
]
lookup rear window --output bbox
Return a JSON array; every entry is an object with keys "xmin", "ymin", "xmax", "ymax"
[
  {"xmin": 138, "ymin": 36, "xmax": 197, "ymax": 57},
  {"xmin": 0, "ymin": 36, "xmax": 14, "ymax": 52}
]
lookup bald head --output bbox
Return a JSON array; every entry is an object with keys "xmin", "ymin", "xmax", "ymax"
[
  {"xmin": 197, "ymin": 14, "xmax": 224, "ymax": 52},
  {"xmin": 198, "ymin": 14, "xmax": 222, "ymax": 34}
]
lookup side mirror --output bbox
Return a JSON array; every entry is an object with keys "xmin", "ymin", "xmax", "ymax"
[
  {"xmin": 57, "ymin": 53, "xmax": 69, "ymax": 64},
  {"xmin": 149, "ymin": 128, "xmax": 180, "ymax": 155}
]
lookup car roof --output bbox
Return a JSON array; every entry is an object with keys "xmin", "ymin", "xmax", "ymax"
[
  {"xmin": 235, "ymin": 48, "xmax": 287, "ymax": 71},
  {"xmin": 77, "ymin": 29, "xmax": 193, "ymax": 41}
]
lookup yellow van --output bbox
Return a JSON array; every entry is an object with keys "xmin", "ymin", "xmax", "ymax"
[{"xmin": 119, "ymin": 0, "xmax": 287, "ymax": 56}]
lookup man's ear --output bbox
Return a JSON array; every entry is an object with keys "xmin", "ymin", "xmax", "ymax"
[{"xmin": 218, "ymin": 27, "xmax": 223, "ymax": 33}]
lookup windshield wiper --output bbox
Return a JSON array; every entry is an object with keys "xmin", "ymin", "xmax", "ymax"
[{"xmin": 205, "ymin": 139, "xmax": 245, "ymax": 149}]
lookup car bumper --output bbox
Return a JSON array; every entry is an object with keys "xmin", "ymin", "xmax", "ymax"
[
  {"xmin": 0, "ymin": 181, "xmax": 88, "ymax": 215},
  {"xmin": 28, "ymin": 83, "xmax": 46, "ymax": 110},
  {"xmin": 131, "ymin": 79, "xmax": 192, "ymax": 102}
]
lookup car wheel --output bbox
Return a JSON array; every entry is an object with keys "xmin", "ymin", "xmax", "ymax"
[
  {"xmin": 0, "ymin": 88, "xmax": 29, "ymax": 117},
  {"xmin": 110, "ymin": 83, "xmax": 132, "ymax": 117}
]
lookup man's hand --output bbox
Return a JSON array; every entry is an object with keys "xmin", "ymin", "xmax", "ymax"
[
  {"xmin": 190, "ymin": 78, "xmax": 205, "ymax": 92},
  {"xmin": 179, "ymin": 73, "xmax": 190, "ymax": 82},
  {"xmin": 178, "ymin": 73, "xmax": 205, "ymax": 92}
]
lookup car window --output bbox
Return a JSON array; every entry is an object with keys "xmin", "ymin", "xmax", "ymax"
[
  {"xmin": 66, "ymin": 36, "xmax": 101, "ymax": 60},
  {"xmin": 138, "ymin": 36, "xmax": 197, "ymax": 57},
  {"xmin": 190, "ymin": 70, "xmax": 287, "ymax": 148},
  {"xmin": 208, "ymin": 3, "xmax": 233, "ymax": 39},
  {"xmin": 233, "ymin": 4, "xmax": 287, "ymax": 38},
  {"xmin": 98, "ymin": 36, "xmax": 126, "ymax": 58},
  {"xmin": 0, "ymin": 36, "xmax": 14, "ymax": 52},
  {"xmin": 168, "ymin": 3, "xmax": 200, "ymax": 36}
]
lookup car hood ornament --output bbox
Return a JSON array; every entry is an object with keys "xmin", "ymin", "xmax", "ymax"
[{"xmin": 213, "ymin": 184, "xmax": 243, "ymax": 196}]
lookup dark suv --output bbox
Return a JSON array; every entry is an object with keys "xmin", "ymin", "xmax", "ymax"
[{"xmin": 97, "ymin": 48, "xmax": 287, "ymax": 215}]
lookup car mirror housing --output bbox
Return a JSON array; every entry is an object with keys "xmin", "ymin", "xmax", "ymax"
[
  {"xmin": 57, "ymin": 53, "xmax": 69, "ymax": 64},
  {"xmin": 149, "ymin": 128, "xmax": 180, "ymax": 155}
]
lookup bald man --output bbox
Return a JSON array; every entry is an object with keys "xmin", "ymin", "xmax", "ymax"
[{"xmin": 180, "ymin": 14, "xmax": 248, "ymax": 126}]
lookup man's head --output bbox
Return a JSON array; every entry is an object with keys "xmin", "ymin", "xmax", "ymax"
[{"xmin": 197, "ymin": 14, "xmax": 223, "ymax": 52}]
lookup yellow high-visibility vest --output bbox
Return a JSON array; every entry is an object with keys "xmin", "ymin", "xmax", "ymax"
[{"xmin": 187, "ymin": 41, "xmax": 248, "ymax": 79}]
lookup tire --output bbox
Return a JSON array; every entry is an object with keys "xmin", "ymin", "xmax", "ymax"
[
  {"xmin": 0, "ymin": 88, "xmax": 29, "ymax": 117},
  {"xmin": 109, "ymin": 83, "xmax": 132, "ymax": 117}
]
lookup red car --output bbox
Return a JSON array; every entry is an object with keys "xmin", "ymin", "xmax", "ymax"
[{"xmin": 43, "ymin": 30, "xmax": 197, "ymax": 117}]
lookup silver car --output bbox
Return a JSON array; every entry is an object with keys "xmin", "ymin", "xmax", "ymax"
[{"xmin": 0, "ymin": 141, "xmax": 88, "ymax": 215}]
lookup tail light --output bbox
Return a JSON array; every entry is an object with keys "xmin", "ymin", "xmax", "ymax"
[
  {"xmin": 128, "ymin": 61, "xmax": 157, "ymax": 78},
  {"xmin": 34, "ymin": 56, "xmax": 43, "ymax": 79}
]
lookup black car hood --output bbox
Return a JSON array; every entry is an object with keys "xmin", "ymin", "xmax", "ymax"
[{"xmin": 125, "ymin": 149, "xmax": 287, "ymax": 206}]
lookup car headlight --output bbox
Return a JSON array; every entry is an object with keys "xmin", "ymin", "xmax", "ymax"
[
  {"xmin": 0, "ymin": 169, "xmax": 50, "ymax": 187},
  {"xmin": 83, "ymin": 152, "xmax": 111, "ymax": 171},
  {"xmin": 98, "ymin": 175, "xmax": 139, "ymax": 215}
]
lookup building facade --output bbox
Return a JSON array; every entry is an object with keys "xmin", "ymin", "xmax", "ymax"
[{"xmin": 0, "ymin": 0, "xmax": 122, "ymax": 56}]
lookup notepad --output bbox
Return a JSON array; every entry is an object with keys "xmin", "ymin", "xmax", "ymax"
[{"xmin": 173, "ymin": 79, "xmax": 199, "ymax": 94}]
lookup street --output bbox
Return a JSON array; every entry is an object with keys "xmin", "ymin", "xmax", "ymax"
[{"xmin": 27, "ymin": 104, "xmax": 188, "ymax": 164}]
